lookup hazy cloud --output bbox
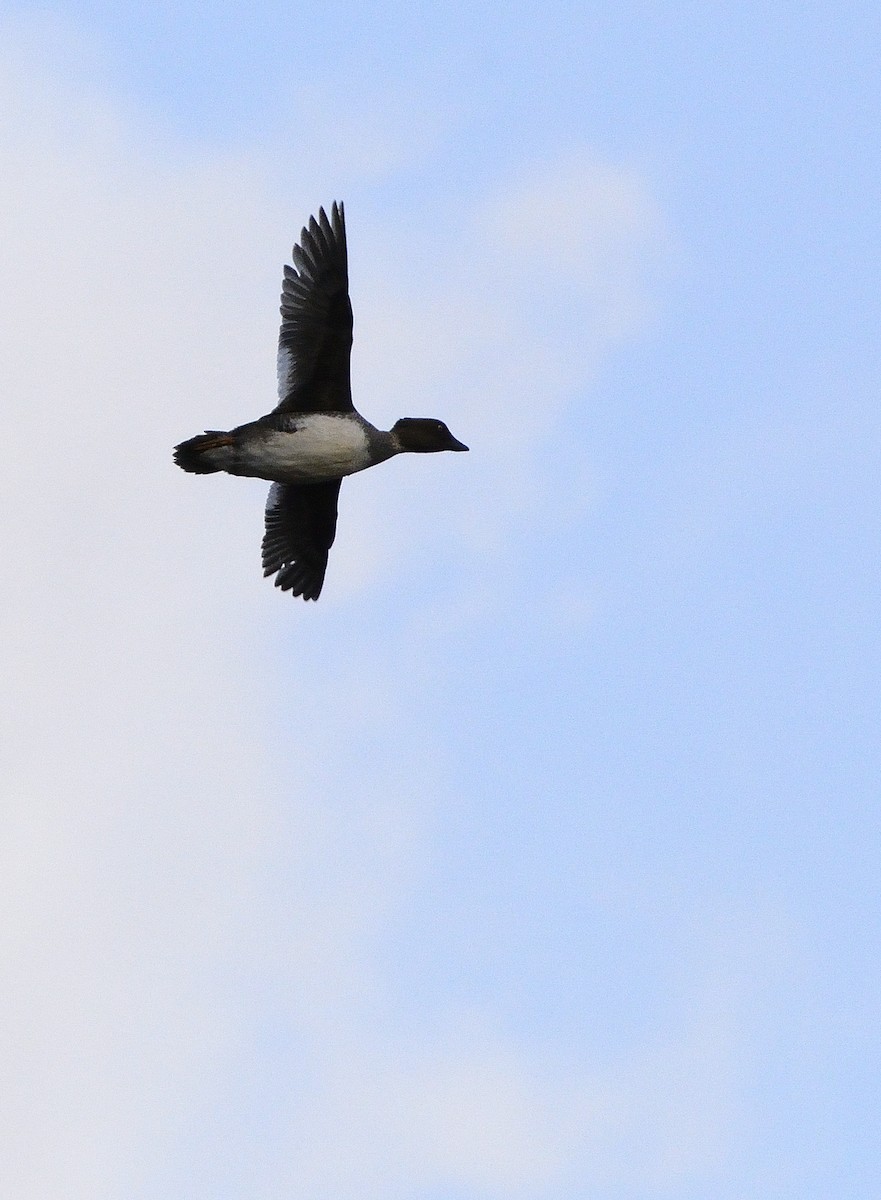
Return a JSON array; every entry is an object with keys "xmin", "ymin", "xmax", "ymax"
[{"xmin": 0, "ymin": 20, "xmax": 750, "ymax": 1200}]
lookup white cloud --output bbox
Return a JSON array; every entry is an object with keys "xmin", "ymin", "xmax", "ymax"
[
  {"xmin": 0, "ymin": 19, "xmax": 757, "ymax": 1200},
  {"xmin": 341, "ymin": 154, "xmax": 672, "ymax": 592},
  {"xmin": 491, "ymin": 155, "xmax": 667, "ymax": 281}
]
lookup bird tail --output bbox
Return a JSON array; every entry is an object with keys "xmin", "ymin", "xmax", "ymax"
[{"xmin": 173, "ymin": 431, "xmax": 234, "ymax": 474}]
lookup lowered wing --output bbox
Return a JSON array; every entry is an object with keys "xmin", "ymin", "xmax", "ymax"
[{"xmin": 262, "ymin": 480, "xmax": 342, "ymax": 601}]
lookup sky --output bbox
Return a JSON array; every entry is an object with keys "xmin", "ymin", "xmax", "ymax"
[{"xmin": 1, "ymin": 2, "xmax": 880, "ymax": 1197}]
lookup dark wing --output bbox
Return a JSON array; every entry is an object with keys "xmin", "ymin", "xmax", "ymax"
[
  {"xmin": 262, "ymin": 481, "xmax": 342, "ymax": 601},
  {"xmin": 275, "ymin": 201, "xmax": 353, "ymax": 414}
]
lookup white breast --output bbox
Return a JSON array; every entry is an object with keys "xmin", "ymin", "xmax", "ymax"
[{"xmin": 251, "ymin": 415, "xmax": 372, "ymax": 482}]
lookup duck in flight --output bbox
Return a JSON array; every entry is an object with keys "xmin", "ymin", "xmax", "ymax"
[{"xmin": 174, "ymin": 202, "xmax": 468, "ymax": 600}]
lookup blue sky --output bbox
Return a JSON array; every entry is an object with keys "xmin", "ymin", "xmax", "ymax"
[{"xmin": 2, "ymin": 3, "xmax": 880, "ymax": 1198}]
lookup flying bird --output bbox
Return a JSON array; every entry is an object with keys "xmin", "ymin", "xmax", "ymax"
[{"xmin": 174, "ymin": 202, "xmax": 468, "ymax": 600}]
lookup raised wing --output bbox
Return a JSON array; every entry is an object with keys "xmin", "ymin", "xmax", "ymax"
[
  {"xmin": 262, "ymin": 480, "xmax": 342, "ymax": 601},
  {"xmin": 275, "ymin": 202, "xmax": 353, "ymax": 414}
]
